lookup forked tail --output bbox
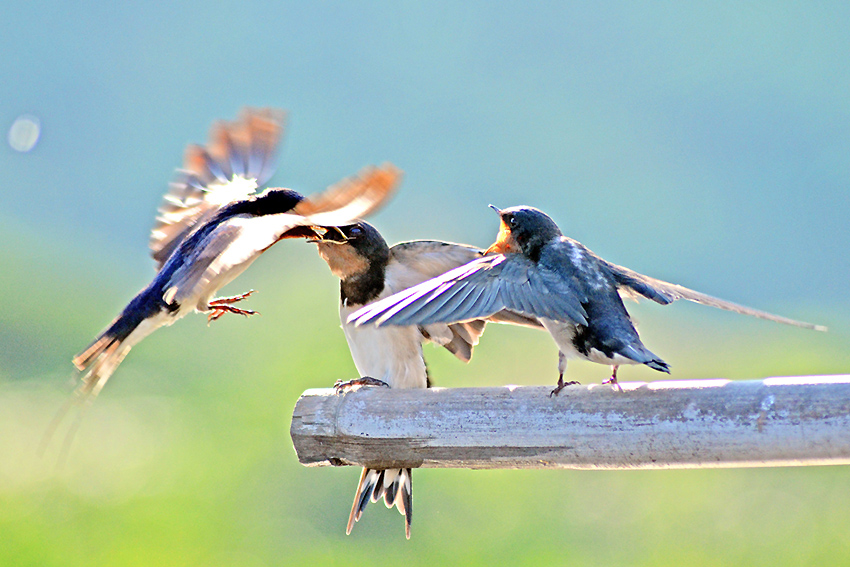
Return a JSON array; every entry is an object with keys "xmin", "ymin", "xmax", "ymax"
[
  {"xmin": 347, "ymin": 467, "xmax": 413, "ymax": 539},
  {"xmin": 40, "ymin": 306, "xmax": 147, "ymax": 466}
]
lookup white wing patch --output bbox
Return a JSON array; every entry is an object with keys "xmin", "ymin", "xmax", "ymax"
[{"xmin": 204, "ymin": 176, "xmax": 259, "ymax": 207}]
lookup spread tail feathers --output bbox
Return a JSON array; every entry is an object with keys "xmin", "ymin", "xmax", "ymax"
[
  {"xmin": 620, "ymin": 343, "xmax": 671, "ymax": 374},
  {"xmin": 347, "ymin": 467, "xmax": 413, "ymax": 539},
  {"xmin": 41, "ymin": 310, "xmax": 147, "ymax": 466},
  {"xmin": 72, "ymin": 303, "xmax": 153, "ymax": 398},
  {"xmin": 645, "ymin": 358, "xmax": 671, "ymax": 373}
]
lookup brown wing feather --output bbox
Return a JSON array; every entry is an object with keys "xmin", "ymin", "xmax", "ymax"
[
  {"xmin": 150, "ymin": 108, "xmax": 286, "ymax": 269},
  {"xmin": 292, "ymin": 164, "xmax": 401, "ymax": 225}
]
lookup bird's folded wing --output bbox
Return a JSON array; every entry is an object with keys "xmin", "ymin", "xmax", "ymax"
[
  {"xmin": 349, "ymin": 253, "xmax": 589, "ymax": 328},
  {"xmin": 606, "ymin": 261, "xmax": 826, "ymax": 331},
  {"xmin": 294, "ymin": 164, "xmax": 402, "ymax": 227},
  {"xmin": 150, "ymin": 108, "xmax": 286, "ymax": 269},
  {"xmin": 388, "ymin": 240, "xmax": 483, "ymax": 287}
]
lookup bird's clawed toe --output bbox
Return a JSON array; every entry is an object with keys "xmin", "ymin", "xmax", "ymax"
[
  {"xmin": 334, "ymin": 376, "xmax": 391, "ymax": 394},
  {"xmin": 207, "ymin": 305, "xmax": 259, "ymax": 322},
  {"xmin": 549, "ymin": 375, "xmax": 580, "ymax": 397},
  {"xmin": 206, "ymin": 291, "xmax": 259, "ymax": 322},
  {"xmin": 602, "ymin": 366, "xmax": 624, "ymax": 392}
]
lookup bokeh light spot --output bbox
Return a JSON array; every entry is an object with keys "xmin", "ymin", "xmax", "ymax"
[{"xmin": 8, "ymin": 114, "xmax": 41, "ymax": 152}]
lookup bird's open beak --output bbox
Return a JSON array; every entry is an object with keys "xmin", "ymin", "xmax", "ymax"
[
  {"xmin": 308, "ymin": 225, "xmax": 347, "ymax": 244},
  {"xmin": 278, "ymin": 225, "xmax": 327, "ymax": 241},
  {"xmin": 485, "ymin": 205, "xmax": 517, "ymax": 254},
  {"xmin": 305, "ymin": 226, "xmax": 328, "ymax": 243}
]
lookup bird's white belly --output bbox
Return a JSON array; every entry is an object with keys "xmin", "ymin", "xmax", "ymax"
[
  {"xmin": 541, "ymin": 318, "xmax": 581, "ymax": 359},
  {"xmin": 341, "ymin": 306, "xmax": 428, "ymax": 390},
  {"xmin": 194, "ymin": 258, "xmax": 256, "ymax": 310},
  {"xmin": 173, "ymin": 213, "xmax": 299, "ymax": 311},
  {"xmin": 541, "ymin": 318, "xmax": 639, "ymax": 367}
]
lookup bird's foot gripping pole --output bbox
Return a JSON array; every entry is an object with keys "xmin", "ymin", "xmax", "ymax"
[
  {"xmin": 601, "ymin": 366, "xmax": 624, "ymax": 392},
  {"xmin": 549, "ymin": 375, "xmax": 581, "ymax": 397},
  {"xmin": 207, "ymin": 290, "xmax": 259, "ymax": 323},
  {"xmin": 334, "ymin": 376, "xmax": 391, "ymax": 394}
]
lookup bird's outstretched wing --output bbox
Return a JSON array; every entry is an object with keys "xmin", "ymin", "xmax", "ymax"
[
  {"xmin": 605, "ymin": 261, "xmax": 827, "ymax": 331},
  {"xmin": 293, "ymin": 164, "xmax": 402, "ymax": 227},
  {"xmin": 150, "ymin": 108, "xmax": 286, "ymax": 269},
  {"xmin": 387, "ymin": 240, "xmax": 483, "ymax": 287},
  {"xmin": 349, "ymin": 253, "xmax": 589, "ymax": 328},
  {"xmin": 164, "ymin": 165, "xmax": 402, "ymax": 306}
]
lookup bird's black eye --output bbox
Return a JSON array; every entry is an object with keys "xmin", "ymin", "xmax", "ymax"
[
  {"xmin": 348, "ymin": 226, "xmax": 363, "ymax": 237},
  {"xmin": 508, "ymin": 215, "xmax": 517, "ymax": 228}
]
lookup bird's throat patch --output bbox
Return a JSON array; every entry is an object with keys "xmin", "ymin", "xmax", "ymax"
[
  {"xmin": 316, "ymin": 242, "xmax": 370, "ymax": 279},
  {"xmin": 485, "ymin": 220, "xmax": 519, "ymax": 254}
]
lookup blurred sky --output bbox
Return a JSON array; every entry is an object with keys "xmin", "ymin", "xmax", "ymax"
[{"xmin": 2, "ymin": 1, "xmax": 848, "ymax": 318}]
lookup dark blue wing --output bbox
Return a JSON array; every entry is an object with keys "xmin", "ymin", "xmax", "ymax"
[
  {"xmin": 604, "ymin": 260, "xmax": 826, "ymax": 331},
  {"xmin": 348, "ymin": 253, "xmax": 589, "ymax": 328}
]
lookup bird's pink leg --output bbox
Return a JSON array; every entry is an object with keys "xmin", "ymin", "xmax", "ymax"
[
  {"xmin": 207, "ymin": 290, "xmax": 259, "ymax": 322},
  {"xmin": 601, "ymin": 365, "xmax": 624, "ymax": 392},
  {"xmin": 549, "ymin": 351, "xmax": 580, "ymax": 397}
]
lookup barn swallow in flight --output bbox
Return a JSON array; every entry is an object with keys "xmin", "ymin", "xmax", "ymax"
[
  {"xmin": 312, "ymin": 221, "xmax": 539, "ymax": 538},
  {"xmin": 43, "ymin": 108, "xmax": 400, "ymax": 462},
  {"xmin": 348, "ymin": 205, "xmax": 826, "ymax": 395}
]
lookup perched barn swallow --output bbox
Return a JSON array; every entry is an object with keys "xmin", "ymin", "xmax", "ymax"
[
  {"xmin": 43, "ymin": 108, "xmax": 400, "ymax": 461},
  {"xmin": 313, "ymin": 221, "xmax": 540, "ymax": 538},
  {"xmin": 349, "ymin": 205, "xmax": 826, "ymax": 395}
]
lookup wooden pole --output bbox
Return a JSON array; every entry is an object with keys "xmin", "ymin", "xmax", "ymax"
[{"xmin": 290, "ymin": 376, "xmax": 850, "ymax": 470}]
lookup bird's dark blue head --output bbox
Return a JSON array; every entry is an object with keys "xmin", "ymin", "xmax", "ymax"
[
  {"xmin": 214, "ymin": 188, "xmax": 304, "ymax": 219},
  {"xmin": 314, "ymin": 221, "xmax": 390, "ymax": 281},
  {"xmin": 486, "ymin": 205, "xmax": 562, "ymax": 261}
]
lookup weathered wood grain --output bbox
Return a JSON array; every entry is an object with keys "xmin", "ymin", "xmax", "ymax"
[{"xmin": 290, "ymin": 376, "xmax": 850, "ymax": 470}]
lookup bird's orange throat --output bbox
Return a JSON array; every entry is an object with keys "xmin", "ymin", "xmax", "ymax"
[
  {"xmin": 316, "ymin": 241, "xmax": 369, "ymax": 279},
  {"xmin": 485, "ymin": 220, "xmax": 519, "ymax": 254}
]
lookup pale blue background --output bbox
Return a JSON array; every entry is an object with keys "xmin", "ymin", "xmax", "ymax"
[
  {"xmin": 3, "ymin": 3, "xmax": 848, "ymax": 308},
  {"xmin": 1, "ymin": 3, "xmax": 848, "ymax": 566}
]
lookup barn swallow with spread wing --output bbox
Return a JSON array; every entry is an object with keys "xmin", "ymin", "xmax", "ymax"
[
  {"xmin": 312, "ymin": 221, "xmax": 541, "ymax": 538},
  {"xmin": 43, "ymin": 108, "xmax": 400, "ymax": 462},
  {"xmin": 348, "ymin": 205, "xmax": 826, "ymax": 395}
]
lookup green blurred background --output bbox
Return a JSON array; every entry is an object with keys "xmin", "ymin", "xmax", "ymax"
[{"xmin": 2, "ymin": 2, "xmax": 849, "ymax": 565}]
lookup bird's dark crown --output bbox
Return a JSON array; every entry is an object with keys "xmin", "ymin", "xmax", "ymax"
[
  {"xmin": 496, "ymin": 206, "xmax": 562, "ymax": 260},
  {"xmin": 318, "ymin": 221, "xmax": 389, "ymax": 260},
  {"xmin": 221, "ymin": 188, "xmax": 304, "ymax": 218}
]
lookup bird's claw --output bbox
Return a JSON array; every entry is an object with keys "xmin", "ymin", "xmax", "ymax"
[
  {"xmin": 334, "ymin": 376, "xmax": 390, "ymax": 394},
  {"xmin": 601, "ymin": 378, "xmax": 624, "ymax": 392},
  {"xmin": 206, "ymin": 291, "xmax": 259, "ymax": 323},
  {"xmin": 209, "ymin": 289, "xmax": 257, "ymax": 305},
  {"xmin": 207, "ymin": 306, "xmax": 259, "ymax": 323},
  {"xmin": 549, "ymin": 376, "xmax": 580, "ymax": 397},
  {"xmin": 602, "ymin": 370, "xmax": 624, "ymax": 392}
]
